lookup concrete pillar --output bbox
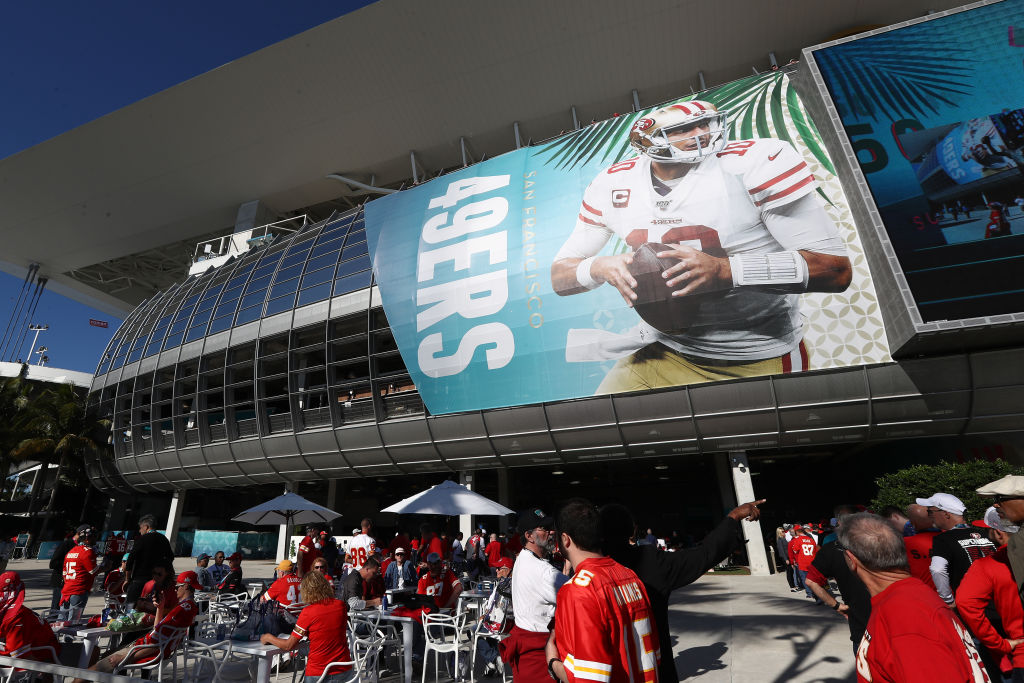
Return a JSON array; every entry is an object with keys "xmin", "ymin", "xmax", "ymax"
[
  {"xmin": 277, "ymin": 482, "xmax": 295, "ymax": 563},
  {"xmin": 497, "ymin": 469, "xmax": 510, "ymax": 532},
  {"xmin": 458, "ymin": 472, "xmax": 474, "ymax": 541},
  {"xmin": 326, "ymin": 479, "xmax": 338, "ymax": 512},
  {"xmin": 728, "ymin": 451, "xmax": 769, "ymax": 576},
  {"xmin": 164, "ymin": 491, "xmax": 186, "ymax": 553}
]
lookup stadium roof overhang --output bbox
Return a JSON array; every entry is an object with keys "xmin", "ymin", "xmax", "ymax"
[{"xmin": 0, "ymin": 0, "xmax": 964, "ymax": 315}]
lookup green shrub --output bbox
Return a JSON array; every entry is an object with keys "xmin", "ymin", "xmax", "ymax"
[{"xmin": 871, "ymin": 460, "xmax": 1022, "ymax": 522}]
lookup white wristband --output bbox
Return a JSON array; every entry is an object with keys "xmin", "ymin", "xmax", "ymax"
[
  {"xmin": 575, "ymin": 257, "xmax": 599, "ymax": 290},
  {"xmin": 729, "ymin": 251, "xmax": 809, "ymax": 290}
]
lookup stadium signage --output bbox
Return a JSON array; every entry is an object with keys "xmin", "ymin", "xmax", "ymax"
[{"xmin": 365, "ymin": 73, "xmax": 889, "ymax": 415}]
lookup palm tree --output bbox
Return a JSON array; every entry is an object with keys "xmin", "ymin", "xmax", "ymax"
[{"xmin": 10, "ymin": 382, "xmax": 109, "ymax": 544}]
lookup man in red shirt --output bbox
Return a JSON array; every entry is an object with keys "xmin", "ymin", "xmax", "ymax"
[
  {"xmin": 75, "ymin": 571, "xmax": 201, "ymax": 682},
  {"xmin": 546, "ymin": 499, "xmax": 659, "ymax": 683},
  {"xmin": 417, "ymin": 552, "xmax": 463, "ymax": 609},
  {"xmin": 485, "ymin": 533, "xmax": 506, "ymax": 576},
  {"xmin": 418, "ymin": 523, "xmax": 444, "ymax": 564},
  {"xmin": 903, "ymin": 503, "xmax": 940, "ymax": 589},
  {"xmin": 61, "ymin": 524, "xmax": 99, "ymax": 617},
  {"xmin": 0, "ymin": 571, "xmax": 61, "ymax": 663},
  {"xmin": 264, "ymin": 560, "xmax": 302, "ymax": 606},
  {"xmin": 839, "ymin": 512, "xmax": 989, "ymax": 683},
  {"xmin": 787, "ymin": 526, "xmax": 818, "ymax": 602},
  {"xmin": 296, "ymin": 526, "xmax": 322, "ymax": 578}
]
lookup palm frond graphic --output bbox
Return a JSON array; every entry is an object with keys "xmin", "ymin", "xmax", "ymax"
[
  {"xmin": 814, "ymin": 36, "xmax": 973, "ymax": 123},
  {"xmin": 532, "ymin": 72, "xmax": 834, "ymax": 177}
]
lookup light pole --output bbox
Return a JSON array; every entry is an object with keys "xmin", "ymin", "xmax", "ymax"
[
  {"xmin": 34, "ymin": 346, "xmax": 48, "ymax": 366},
  {"xmin": 24, "ymin": 324, "xmax": 47, "ymax": 364}
]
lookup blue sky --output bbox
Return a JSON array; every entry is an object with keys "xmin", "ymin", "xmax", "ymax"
[{"xmin": 0, "ymin": 1, "xmax": 375, "ymax": 373}]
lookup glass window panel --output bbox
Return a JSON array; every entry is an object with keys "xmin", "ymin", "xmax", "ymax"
[
  {"xmin": 214, "ymin": 301, "xmax": 239, "ymax": 319},
  {"xmin": 163, "ymin": 332, "xmax": 184, "ymax": 350},
  {"xmin": 149, "ymin": 326, "xmax": 167, "ymax": 342},
  {"xmin": 244, "ymin": 274, "xmax": 272, "ymax": 293},
  {"xmin": 173, "ymin": 306, "xmax": 195, "ymax": 323},
  {"xmin": 345, "ymin": 229, "xmax": 365, "ymax": 244},
  {"xmin": 169, "ymin": 319, "xmax": 189, "ymax": 335},
  {"xmin": 341, "ymin": 241, "xmax": 368, "ymax": 260},
  {"xmin": 304, "ymin": 252, "xmax": 338, "ymax": 274},
  {"xmin": 209, "ymin": 316, "xmax": 233, "ymax": 335},
  {"xmin": 183, "ymin": 293, "xmax": 202, "ymax": 309},
  {"xmin": 235, "ymin": 305, "xmax": 262, "ymax": 326},
  {"xmin": 297, "ymin": 282, "xmax": 332, "ymax": 306},
  {"xmin": 252, "ymin": 263, "xmax": 279, "ymax": 280},
  {"xmin": 220, "ymin": 284, "xmax": 244, "ymax": 304},
  {"xmin": 273, "ymin": 264, "xmax": 303, "ymax": 284},
  {"xmin": 199, "ymin": 284, "xmax": 224, "ymax": 303},
  {"xmin": 281, "ymin": 248, "xmax": 311, "ymax": 269},
  {"xmin": 300, "ymin": 266, "xmax": 334, "ymax": 289},
  {"xmin": 157, "ymin": 315, "xmax": 173, "ymax": 330},
  {"xmin": 228, "ymin": 271, "xmax": 254, "ymax": 289},
  {"xmin": 145, "ymin": 341, "xmax": 163, "ymax": 358},
  {"xmin": 265, "ymin": 295, "xmax": 295, "ymax": 316},
  {"xmin": 128, "ymin": 347, "xmax": 144, "ymax": 364},
  {"xmin": 112, "ymin": 355, "xmax": 126, "ymax": 370},
  {"xmin": 185, "ymin": 325, "xmax": 208, "ymax": 343},
  {"xmin": 320, "ymin": 217, "xmax": 351, "ymax": 235},
  {"xmin": 269, "ymin": 279, "xmax": 299, "ymax": 299},
  {"xmin": 311, "ymin": 237, "xmax": 344, "ymax": 258},
  {"xmin": 240, "ymin": 290, "xmax": 268, "ymax": 310},
  {"xmin": 334, "ymin": 270, "xmax": 373, "ymax": 295},
  {"xmin": 191, "ymin": 308, "xmax": 213, "ymax": 326},
  {"xmin": 336, "ymin": 255, "xmax": 370, "ymax": 278}
]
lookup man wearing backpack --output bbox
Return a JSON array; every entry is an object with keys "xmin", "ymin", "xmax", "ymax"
[{"xmin": 501, "ymin": 508, "xmax": 568, "ymax": 682}]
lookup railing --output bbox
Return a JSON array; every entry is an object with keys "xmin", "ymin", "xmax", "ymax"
[
  {"xmin": 0, "ymin": 655, "xmax": 137, "ymax": 683},
  {"xmin": 191, "ymin": 215, "xmax": 307, "ymax": 265}
]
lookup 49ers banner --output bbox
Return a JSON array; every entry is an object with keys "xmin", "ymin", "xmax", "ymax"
[{"xmin": 364, "ymin": 72, "xmax": 889, "ymax": 414}]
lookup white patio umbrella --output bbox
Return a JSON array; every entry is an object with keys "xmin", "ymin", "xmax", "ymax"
[
  {"xmin": 381, "ymin": 479, "xmax": 514, "ymax": 516},
  {"xmin": 232, "ymin": 491, "xmax": 341, "ymax": 529}
]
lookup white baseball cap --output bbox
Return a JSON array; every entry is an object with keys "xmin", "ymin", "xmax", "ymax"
[
  {"xmin": 915, "ymin": 492, "xmax": 966, "ymax": 515},
  {"xmin": 977, "ymin": 475, "xmax": 1024, "ymax": 498}
]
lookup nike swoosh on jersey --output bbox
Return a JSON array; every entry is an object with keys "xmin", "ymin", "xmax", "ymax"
[{"xmin": 768, "ymin": 149, "xmax": 783, "ymax": 161}]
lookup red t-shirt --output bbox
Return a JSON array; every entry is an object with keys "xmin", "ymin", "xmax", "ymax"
[
  {"xmin": 61, "ymin": 544, "xmax": 97, "ymax": 600},
  {"xmin": 904, "ymin": 531, "xmax": 938, "ymax": 589},
  {"xmin": 856, "ymin": 577, "xmax": 989, "ymax": 683},
  {"xmin": 554, "ymin": 557, "xmax": 659, "ymax": 683},
  {"xmin": 485, "ymin": 541, "xmax": 505, "ymax": 567},
  {"xmin": 789, "ymin": 536, "xmax": 817, "ymax": 571},
  {"xmin": 135, "ymin": 598, "xmax": 197, "ymax": 661},
  {"xmin": 420, "ymin": 534, "xmax": 443, "ymax": 559},
  {"xmin": 0, "ymin": 606, "xmax": 61, "ymax": 660},
  {"xmin": 267, "ymin": 575, "xmax": 302, "ymax": 606},
  {"xmin": 298, "ymin": 535, "xmax": 321, "ymax": 574},
  {"xmin": 956, "ymin": 547, "xmax": 1024, "ymax": 668},
  {"xmin": 292, "ymin": 599, "xmax": 351, "ymax": 677},
  {"xmin": 417, "ymin": 569, "xmax": 461, "ymax": 609}
]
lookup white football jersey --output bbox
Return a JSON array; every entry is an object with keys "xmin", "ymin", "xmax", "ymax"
[
  {"xmin": 347, "ymin": 533, "xmax": 377, "ymax": 571},
  {"xmin": 573, "ymin": 138, "xmax": 822, "ymax": 360}
]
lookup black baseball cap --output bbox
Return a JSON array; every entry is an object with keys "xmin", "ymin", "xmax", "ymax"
[{"xmin": 517, "ymin": 507, "xmax": 554, "ymax": 530}]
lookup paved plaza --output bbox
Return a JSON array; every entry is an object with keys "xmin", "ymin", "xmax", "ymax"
[{"xmin": 13, "ymin": 557, "xmax": 855, "ymax": 683}]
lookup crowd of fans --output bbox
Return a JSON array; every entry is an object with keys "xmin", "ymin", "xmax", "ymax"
[{"xmin": 774, "ymin": 474, "xmax": 1024, "ymax": 682}]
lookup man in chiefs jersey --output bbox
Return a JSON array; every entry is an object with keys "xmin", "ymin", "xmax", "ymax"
[
  {"xmin": 0, "ymin": 570, "xmax": 61, "ymax": 664},
  {"xmin": 551, "ymin": 101, "xmax": 851, "ymax": 392},
  {"xmin": 839, "ymin": 513, "xmax": 990, "ymax": 683},
  {"xmin": 545, "ymin": 499, "xmax": 659, "ymax": 683},
  {"xmin": 264, "ymin": 560, "xmax": 302, "ymax": 606},
  {"xmin": 61, "ymin": 524, "xmax": 99, "ymax": 618},
  {"xmin": 348, "ymin": 518, "xmax": 377, "ymax": 572},
  {"xmin": 417, "ymin": 552, "xmax": 463, "ymax": 610},
  {"xmin": 296, "ymin": 525, "xmax": 322, "ymax": 578},
  {"xmin": 75, "ymin": 571, "xmax": 201, "ymax": 683},
  {"xmin": 787, "ymin": 525, "xmax": 818, "ymax": 602}
]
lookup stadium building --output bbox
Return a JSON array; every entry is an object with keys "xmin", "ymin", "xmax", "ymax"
[{"xmin": 3, "ymin": 0, "xmax": 1023, "ymax": 568}]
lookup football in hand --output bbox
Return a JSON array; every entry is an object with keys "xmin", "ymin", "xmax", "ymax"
[{"xmin": 627, "ymin": 242, "xmax": 721, "ymax": 334}]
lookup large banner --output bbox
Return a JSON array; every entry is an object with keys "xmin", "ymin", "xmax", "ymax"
[
  {"xmin": 810, "ymin": 0, "xmax": 1024, "ymax": 322},
  {"xmin": 365, "ymin": 72, "xmax": 889, "ymax": 414}
]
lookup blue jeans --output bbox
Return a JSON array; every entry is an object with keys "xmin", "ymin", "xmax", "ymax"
[
  {"xmin": 60, "ymin": 592, "xmax": 89, "ymax": 620},
  {"xmin": 794, "ymin": 568, "xmax": 813, "ymax": 598},
  {"xmin": 305, "ymin": 671, "xmax": 356, "ymax": 683}
]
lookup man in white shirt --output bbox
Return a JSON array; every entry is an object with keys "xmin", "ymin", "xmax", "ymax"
[
  {"xmin": 348, "ymin": 518, "xmax": 377, "ymax": 572},
  {"xmin": 503, "ymin": 507, "xmax": 569, "ymax": 682}
]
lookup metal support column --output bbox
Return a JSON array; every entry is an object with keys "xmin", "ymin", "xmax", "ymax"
[
  {"xmin": 459, "ymin": 471, "xmax": 474, "ymax": 542},
  {"xmin": 631, "ymin": 89, "xmax": 641, "ymax": 112},
  {"xmin": 497, "ymin": 469, "xmax": 510, "ymax": 531},
  {"xmin": 728, "ymin": 451, "xmax": 769, "ymax": 576},
  {"xmin": 164, "ymin": 491, "xmax": 186, "ymax": 551},
  {"xmin": 277, "ymin": 482, "xmax": 295, "ymax": 563}
]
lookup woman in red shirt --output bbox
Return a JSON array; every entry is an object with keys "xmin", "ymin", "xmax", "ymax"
[
  {"xmin": 262, "ymin": 571, "xmax": 354, "ymax": 683},
  {"xmin": 0, "ymin": 571, "xmax": 61, "ymax": 663}
]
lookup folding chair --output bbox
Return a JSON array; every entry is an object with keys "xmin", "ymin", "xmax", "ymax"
[
  {"xmin": 182, "ymin": 639, "xmax": 234, "ymax": 683},
  {"xmin": 113, "ymin": 624, "xmax": 189, "ymax": 681},
  {"xmin": 422, "ymin": 612, "xmax": 473, "ymax": 683}
]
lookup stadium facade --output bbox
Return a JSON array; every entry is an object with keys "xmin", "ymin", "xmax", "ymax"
[{"xmin": 5, "ymin": 1, "xmax": 1022, "ymax": 564}]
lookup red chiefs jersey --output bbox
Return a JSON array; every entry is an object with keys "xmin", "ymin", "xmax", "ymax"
[
  {"xmin": 904, "ymin": 531, "xmax": 938, "ymax": 589},
  {"xmin": 856, "ymin": 577, "xmax": 989, "ymax": 683},
  {"xmin": 956, "ymin": 548, "xmax": 1024, "ymax": 669},
  {"xmin": 267, "ymin": 575, "xmax": 302, "ymax": 606},
  {"xmin": 292, "ymin": 599, "xmax": 351, "ymax": 677},
  {"xmin": 61, "ymin": 544, "xmax": 97, "ymax": 600},
  {"xmin": 788, "ymin": 535, "xmax": 817, "ymax": 571},
  {"xmin": 0, "ymin": 606, "xmax": 61, "ymax": 660},
  {"xmin": 555, "ymin": 557, "xmax": 659, "ymax": 683},
  {"xmin": 135, "ymin": 598, "xmax": 197, "ymax": 661},
  {"xmin": 297, "ymin": 535, "xmax": 321, "ymax": 574},
  {"xmin": 417, "ymin": 569, "xmax": 460, "ymax": 608}
]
